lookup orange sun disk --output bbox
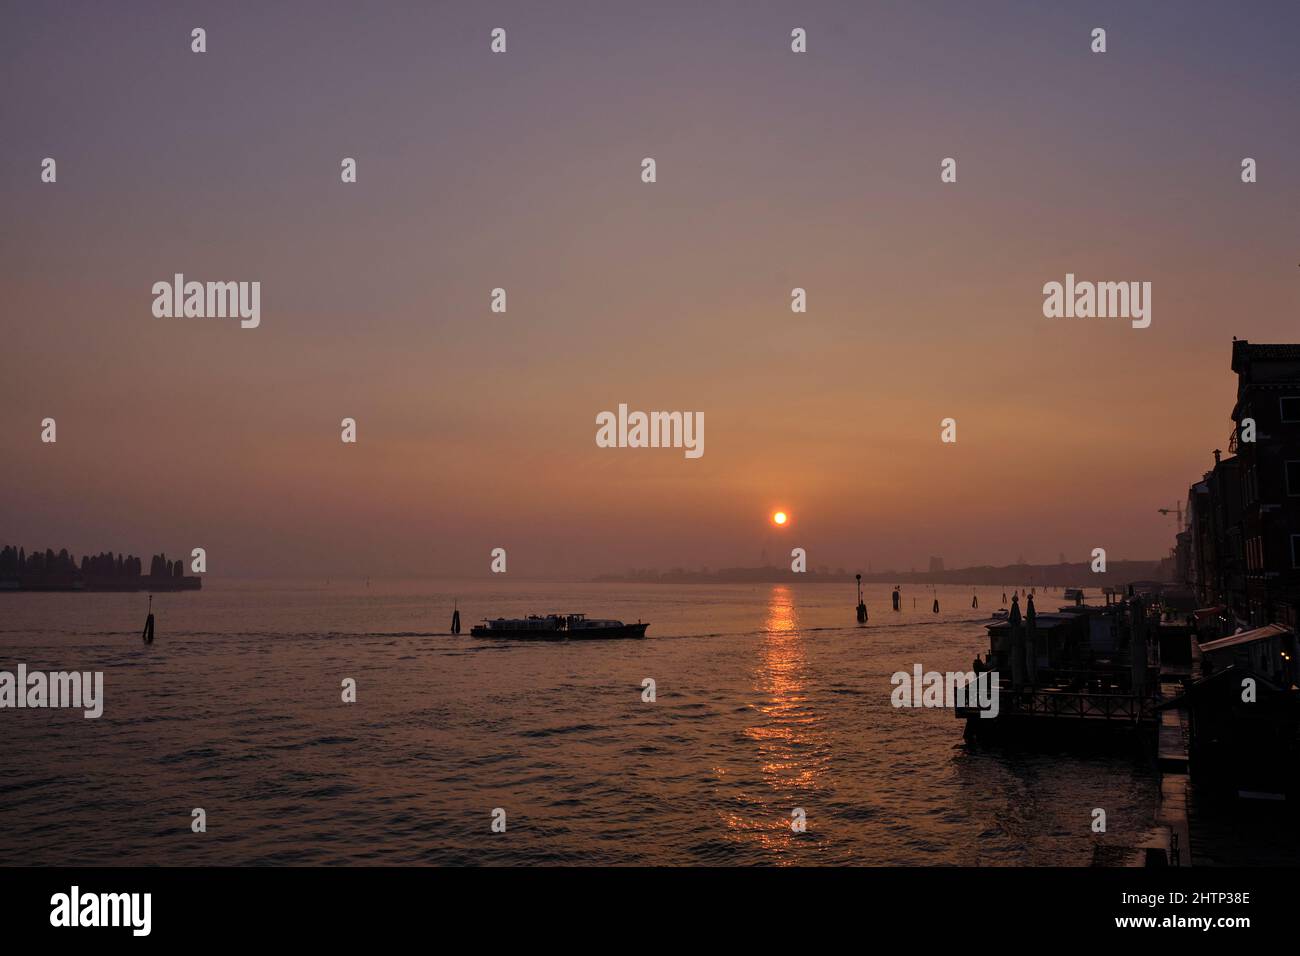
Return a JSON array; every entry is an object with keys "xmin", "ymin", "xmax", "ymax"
[{"xmin": 773, "ymin": 511, "xmax": 788, "ymax": 526}]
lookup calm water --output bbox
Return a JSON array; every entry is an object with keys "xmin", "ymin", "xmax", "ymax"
[{"xmin": 0, "ymin": 581, "xmax": 1159, "ymax": 865}]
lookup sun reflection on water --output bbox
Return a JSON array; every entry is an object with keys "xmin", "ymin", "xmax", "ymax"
[{"xmin": 724, "ymin": 585, "xmax": 831, "ymax": 857}]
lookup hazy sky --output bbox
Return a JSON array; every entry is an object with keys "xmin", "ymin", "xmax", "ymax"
[{"xmin": 4, "ymin": 1, "xmax": 1300, "ymax": 578}]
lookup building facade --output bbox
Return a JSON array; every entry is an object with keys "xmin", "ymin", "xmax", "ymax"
[
  {"xmin": 1230, "ymin": 341, "xmax": 1300, "ymax": 626},
  {"xmin": 1180, "ymin": 342, "xmax": 1300, "ymax": 626}
]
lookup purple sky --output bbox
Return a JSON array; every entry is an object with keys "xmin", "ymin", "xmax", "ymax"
[{"xmin": 4, "ymin": 1, "xmax": 1300, "ymax": 577}]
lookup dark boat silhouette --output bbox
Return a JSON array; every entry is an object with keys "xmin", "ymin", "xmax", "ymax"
[{"xmin": 470, "ymin": 613, "xmax": 648, "ymax": 640}]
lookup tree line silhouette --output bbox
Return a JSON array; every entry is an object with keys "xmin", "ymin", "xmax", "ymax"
[{"xmin": 1, "ymin": 545, "xmax": 185, "ymax": 579}]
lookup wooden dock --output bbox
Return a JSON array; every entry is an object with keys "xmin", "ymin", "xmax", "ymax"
[
  {"xmin": 1157, "ymin": 676, "xmax": 1191, "ymax": 772},
  {"xmin": 1150, "ymin": 633, "xmax": 1199, "ymax": 865}
]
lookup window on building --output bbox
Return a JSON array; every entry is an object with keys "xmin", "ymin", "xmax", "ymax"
[
  {"xmin": 1282, "ymin": 396, "xmax": 1300, "ymax": 423},
  {"xmin": 1288, "ymin": 461, "xmax": 1300, "ymax": 496}
]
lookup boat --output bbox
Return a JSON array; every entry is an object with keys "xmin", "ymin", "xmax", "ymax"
[{"xmin": 469, "ymin": 613, "xmax": 649, "ymax": 640}]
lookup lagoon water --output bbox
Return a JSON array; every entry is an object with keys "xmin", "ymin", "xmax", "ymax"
[{"xmin": 0, "ymin": 581, "xmax": 1159, "ymax": 865}]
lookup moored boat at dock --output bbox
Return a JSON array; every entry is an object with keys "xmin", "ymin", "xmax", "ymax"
[{"xmin": 469, "ymin": 613, "xmax": 649, "ymax": 640}]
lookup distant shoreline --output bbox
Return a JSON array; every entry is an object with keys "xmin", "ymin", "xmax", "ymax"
[{"xmin": 593, "ymin": 560, "xmax": 1172, "ymax": 587}]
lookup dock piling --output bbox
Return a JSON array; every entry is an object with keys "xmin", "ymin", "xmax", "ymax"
[{"xmin": 141, "ymin": 594, "xmax": 155, "ymax": 645}]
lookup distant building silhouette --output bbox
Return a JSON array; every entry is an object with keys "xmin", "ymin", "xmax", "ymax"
[{"xmin": 1180, "ymin": 341, "xmax": 1300, "ymax": 626}]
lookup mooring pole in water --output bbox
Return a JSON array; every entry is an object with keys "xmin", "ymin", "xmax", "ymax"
[
  {"xmin": 892, "ymin": 587, "xmax": 901, "ymax": 612},
  {"xmin": 141, "ymin": 594, "xmax": 155, "ymax": 645},
  {"xmin": 972, "ymin": 592, "xmax": 978, "ymax": 609},
  {"xmin": 855, "ymin": 574, "xmax": 867, "ymax": 624},
  {"xmin": 932, "ymin": 597, "xmax": 940, "ymax": 613},
  {"xmin": 451, "ymin": 599, "xmax": 461, "ymax": 635}
]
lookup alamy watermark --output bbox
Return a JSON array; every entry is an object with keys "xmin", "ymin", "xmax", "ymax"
[
  {"xmin": 50, "ymin": 886, "xmax": 150, "ymax": 936},
  {"xmin": 152, "ymin": 274, "xmax": 261, "ymax": 329},
  {"xmin": 595, "ymin": 404, "xmax": 704, "ymax": 459},
  {"xmin": 0, "ymin": 664, "xmax": 103, "ymax": 718},
  {"xmin": 891, "ymin": 663, "xmax": 999, "ymax": 718},
  {"xmin": 1042, "ymin": 273, "xmax": 1150, "ymax": 329}
]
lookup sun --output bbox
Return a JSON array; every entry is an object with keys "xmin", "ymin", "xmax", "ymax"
[{"xmin": 772, "ymin": 511, "xmax": 788, "ymax": 526}]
